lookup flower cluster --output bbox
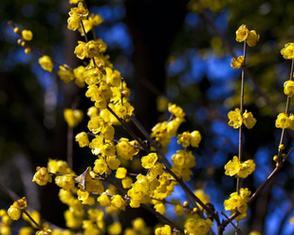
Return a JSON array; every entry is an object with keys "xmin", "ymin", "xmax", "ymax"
[
  {"xmin": 5, "ymin": 1, "xmax": 294, "ymax": 233},
  {"xmin": 224, "ymin": 188, "xmax": 251, "ymax": 220},
  {"xmin": 227, "ymin": 108, "xmax": 256, "ymax": 129},
  {"xmin": 235, "ymin": 24, "xmax": 260, "ymax": 47},
  {"xmin": 275, "ymin": 112, "xmax": 294, "ymax": 130}
]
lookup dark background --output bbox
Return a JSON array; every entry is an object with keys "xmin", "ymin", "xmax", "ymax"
[{"xmin": 0, "ymin": 0, "xmax": 294, "ymax": 234}]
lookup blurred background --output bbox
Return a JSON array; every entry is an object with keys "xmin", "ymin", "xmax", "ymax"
[{"xmin": 0, "ymin": 0, "xmax": 294, "ymax": 234}]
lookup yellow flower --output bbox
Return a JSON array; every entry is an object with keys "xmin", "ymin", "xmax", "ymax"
[
  {"xmin": 93, "ymin": 158, "xmax": 108, "ymax": 175},
  {"xmin": 141, "ymin": 153, "xmax": 158, "ymax": 169},
  {"xmin": 281, "ymin": 42, "xmax": 294, "ymax": 59},
  {"xmin": 177, "ymin": 130, "xmax": 201, "ymax": 148},
  {"xmin": 247, "ymin": 30, "xmax": 260, "ymax": 47},
  {"xmin": 55, "ymin": 174, "xmax": 75, "ymax": 191},
  {"xmin": 7, "ymin": 206, "xmax": 21, "ymax": 220},
  {"xmin": 67, "ymin": 3, "xmax": 89, "ymax": 31},
  {"xmin": 19, "ymin": 227, "xmax": 33, "ymax": 235},
  {"xmin": 116, "ymin": 138, "xmax": 139, "ymax": 160},
  {"xmin": 21, "ymin": 29, "xmax": 33, "ymax": 41},
  {"xmin": 275, "ymin": 113, "xmax": 290, "ymax": 129},
  {"xmin": 235, "ymin": 24, "xmax": 249, "ymax": 42},
  {"xmin": 75, "ymin": 132, "xmax": 89, "ymax": 147},
  {"xmin": 190, "ymin": 131, "xmax": 201, "ymax": 148},
  {"xmin": 38, "ymin": 55, "xmax": 54, "ymax": 72},
  {"xmin": 168, "ymin": 103, "xmax": 185, "ymax": 119},
  {"xmin": 155, "ymin": 225, "xmax": 172, "ymax": 235},
  {"xmin": 172, "ymin": 150, "xmax": 196, "ymax": 181},
  {"xmin": 284, "ymin": 80, "xmax": 294, "ymax": 97},
  {"xmin": 64, "ymin": 108, "xmax": 83, "ymax": 127},
  {"xmin": 242, "ymin": 110, "xmax": 256, "ymax": 129},
  {"xmin": 228, "ymin": 108, "xmax": 242, "ymax": 129},
  {"xmin": 7, "ymin": 197, "xmax": 27, "ymax": 221},
  {"xmin": 225, "ymin": 156, "xmax": 255, "ymax": 178},
  {"xmin": 224, "ymin": 188, "xmax": 251, "ymax": 220},
  {"xmin": 79, "ymin": 14, "xmax": 103, "ymax": 35},
  {"xmin": 238, "ymin": 159, "xmax": 256, "ymax": 178},
  {"xmin": 32, "ymin": 167, "xmax": 52, "ymax": 186},
  {"xmin": 184, "ymin": 215, "xmax": 212, "ymax": 235},
  {"xmin": 97, "ymin": 193, "xmax": 111, "ymax": 207},
  {"xmin": 122, "ymin": 177, "xmax": 133, "ymax": 189},
  {"xmin": 77, "ymin": 189, "xmax": 94, "ymax": 205},
  {"xmin": 249, "ymin": 231, "xmax": 262, "ymax": 235},
  {"xmin": 115, "ymin": 167, "xmax": 127, "ymax": 179},
  {"xmin": 108, "ymin": 222, "xmax": 122, "ymax": 235},
  {"xmin": 74, "ymin": 40, "xmax": 107, "ymax": 59},
  {"xmin": 69, "ymin": 0, "xmax": 79, "ymax": 4},
  {"xmin": 57, "ymin": 65, "xmax": 75, "ymax": 83},
  {"xmin": 231, "ymin": 56, "xmax": 244, "ymax": 69},
  {"xmin": 47, "ymin": 159, "xmax": 70, "ymax": 174},
  {"xmin": 111, "ymin": 195, "xmax": 126, "ymax": 210},
  {"xmin": 224, "ymin": 156, "xmax": 241, "ymax": 176},
  {"xmin": 154, "ymin": 203, "xmax": 165, "ymax": 215}
]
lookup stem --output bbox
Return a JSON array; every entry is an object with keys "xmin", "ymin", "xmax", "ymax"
[
  {"xmin": 278, "ymin": 58, "xmax": 294, "ymax": 158},
  {"xmin": 23, "ymin": 210, "xmax": 42, "ymax": 230},
  {"xmin": 235, "ymin": 41, "xmax": 247, "ymax": 235}
]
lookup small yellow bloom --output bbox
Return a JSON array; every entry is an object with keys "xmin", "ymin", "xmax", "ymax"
[
  {"xmin": 57, "ymin": 65, "xmax": 75, "ymax": 83},
  {"xmin": 108, "ymin": 222, "xmax": 122, "ymax": 235},
  {"xmin": 64, "ymin": 108, "xmax": 83, "ymax": 127},
  {"xmin": 224, "ymin": 189, "xmax": 251, "ymax": 220},
  {"xmin": 93, "ymin": 158, "xmax": 108, "ymax": 175},
  {"xmin": 184, "ymin": 215, "xmax": 212, "ymax": 235},
  {"xmin": 231, "ymin": 56, "xmax": 244, "ymax": 69},
  {"xmin": 228, "ymin": 108, "xmax": 242, "ymax": 129},
  {"xmin": 225, "ymin": 156, "xmax": 255, "ymax": 178},
  {"xmin": 242, "ymin": 110, "xmax": 256, "ymax": 129},
  {"xmin": 32, "ymin": 167, "xmax": 52, "ymax": 186},
  {"xmin": 38, "ymin": 55, "xmax": 54, "ymax": 72},
  {"xmin": 281, "ymin": 42, "xmax": 294, "ymax": 60},
  {"xmin": 122, "ymin": 177, "xmax": 133, "ymax": 189},
  {"xmin": 235, "ymin": 24, "xmax": 249, "ymax": 42},
  {"xmin": 7, "ymin": 197, "xmax": 27, "ymax": 221},
  {"xmin": 284, "ymin": 80, "xmax": 294, "ymax": 97},
  {"xmin": 155, "ymin": 225, "xmax": 172, "ymax": 235},
  {"xmin": 247, "ymin": 30, "xmax": 260, "ymax": 47},
  {"xmin": 7, "ymin": 206, "xmax": 21, "ymax": 221},
  {"xmin": 75, "ymin": 132, "xmax": 89, "ymax": 147},
  {"xmin": 19, "ymin": 227, "xmax": 33, "ymax": 235},
  {"xmin": 154, "ymin": 203, "xmax": 165, "ymax": 215},
  {"xmin": 111, "ymin": 195, "xmax": 126, "ymax": 210},
  {"xmin": 115, "ymin": 167, "xmax": 127, "ymax": 179},
  {"xmin": 141, "ymin": 153, "xmax": 158, "ymax": 169},
  {"xmin": 21, "ymin": 30, "xmax": 33, "ymax": 41},
  {"xmin": 275, "ymin": 113, "xmax": 290, "ymax": 129},
  {"xmin": 97, "ymin": 193, "xmax": 111, "ymax": 207}
]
